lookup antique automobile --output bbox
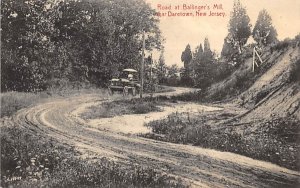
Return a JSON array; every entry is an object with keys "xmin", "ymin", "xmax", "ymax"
[{"xmin": 108, "ymin": 69, "xmax": 141, "ymax": 96}]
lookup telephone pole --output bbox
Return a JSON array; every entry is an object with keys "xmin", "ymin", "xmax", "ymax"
[{"xmin": 140, "ymin": 30, "xmax": 145, "ymax": 98}]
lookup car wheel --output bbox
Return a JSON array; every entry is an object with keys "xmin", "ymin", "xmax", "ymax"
[
  {"xmin": 132, "ymin": 87, "xmax": 136, "ymax": 96},
  {"xmin": 123, "ymin": 86, "xmax": 129, "ymax": 96},
  {"xmin": 108, "ymin": 87, "xmax": 113, "ymax": 95}
]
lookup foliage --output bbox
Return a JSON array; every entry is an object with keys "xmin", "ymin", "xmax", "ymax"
[
  {"xmin": 0, "ymin": 92, "xmax": 47, "ymax": 118},
  {"xmin": 295, "ymin": 33, "xmax": 300, "ymax": 43},
  {"xmin": 181, "ymin": 44, "xmax": 193, "ymax": 69},
  {"xmin": 144, "ymin": 114, "xmax": 300, "ymax": 171},
  {"xmin": 189, "ymin": 38, "xmax": 233, "ymax": 89},
  {"xmin": 228, "ymin": 0, "xmax": 251, "ymax": 53},
  {"xmin": 1, "ymin": 0, "xmax": 162, "ymax": 92},
  {"xmin": 163, "ymin": 64, "xmax": 182, "ymax": 86},
  {"xmin": 202, "ymin": 37, "xmax": 214, "ymax": 64},
  {"xmin": 181, "ymin": 44, "xmax": 193, "ymax": 80},
  {"xmin": 252, "ymin": 9, "xmax": 278, "ymax": 46},
  {"xmin": 174, "ymin": 37, "xmax": 236, "ymax": 89},
  {"xmin": 221, "ymin": 34, "xmax": 239, "ymax": 59},
  {"xmin": 270, "ymin": 38, "xmax": 292, "ymax": 52},
  {"xmin": 289, "ymin": 59, "xmax": 300, "ymax": 82},
  {"xmin": 81, "ymin": 98, "xmax": 163, "ymax": 119},
  {"xmin": 0, "ymin": 88, "xmax": 106, "ymax": 118},
  {"xmin": 254, "ymin": 88, "xmax": 271, "ymax": 104},
  {"xmin": 155, "ymin": 51, "xmax": 167, "ymax": 84},
  {"xmin": 193, "ymin": 44, "xmax": 204, "ymax": 61},
  {"xmin": 1, "ymin": 0, "xmax": 55, "ymax": 91},
  {"xmin": 1, "ymin": 124, "xmax": 185, "ymax": 188}
]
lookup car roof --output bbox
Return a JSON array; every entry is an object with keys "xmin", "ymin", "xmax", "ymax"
[{"xmin": 123, "ymin": 68, "xmax": 138, "ymax": 73}]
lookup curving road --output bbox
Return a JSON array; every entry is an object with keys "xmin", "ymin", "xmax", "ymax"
[{"xmin": 8, "ymin": 88, "xmax": 300, "ymax": 187}]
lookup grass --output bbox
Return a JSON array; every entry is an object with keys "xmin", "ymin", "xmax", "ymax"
[
  {"xmin": 0, "ymin": 88, "xmax": 107, "ymax": 118},
  {"xmin": 0, "ymin": 84, "xmax": 172, "ymax": 119},
  {"xmin": 143, "ymin": 113, "xmax": 300, "ymax": 171},
  {"xmin": 164, "ymin": 39, "xmax": 297, "ymax": 104},
  {"xmin": 0, "ymin": 92, "xmax": 49, "ymax": 118},
  {"xmin": 0, "ymin": 124, "xmax": 186, "ymax": 188},
  {"xmin": 289, "ymin": 59, "xmax": 300, "ymax": 83},
  {"xmin": 81, "ymin": 98, "xmax": 164, "ymax": 119}
]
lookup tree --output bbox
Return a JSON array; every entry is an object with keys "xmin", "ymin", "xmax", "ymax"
[
  {"xmin": 167, "ymin": 64, "xmax": 179, "ymax": 77},
  {"xmin": 193, "ymin": 43, "xmax": 203, "ymax": 61},
  {"xmin": 164, "ymin": 64, "xmax": 180, "ymax": 86},
  {"xmin": 191, "ymin": 38, "xmax": 216, "ymax": 88},
  {"xmin": 191, "ymin": 43, "xmax": 203, "ymax": 78},
  {"xmin": 228, "ymin": 0, "xmax": 251, "ymax": 53},
  {"xmin": 203, "ymin": 38, "xmax": 210, "ymax": 53},
  {"xmin": 202, "ymin": 37, "xmax": 213, "ymax": 63},
  {"xmin": 221, "ymin": 34, "xmax": 238, "ymax": 58},
  {"xmin": 1, "ymin": 0, "xmax": 56, "ymax": 91},
  {"xmin": 252, "ymin": 9, "xmax": 277, "ymax": 46},
  {"xmin": 155, "ymin": 51, "xmax": 167, "ymax": 84},
  {"xmin": 1, "ymin": 0, "xmax": 162, "ymax": 91},
  {"xmin": 181, "ymin": 44, "xmax": 193, "ymax": 77}
]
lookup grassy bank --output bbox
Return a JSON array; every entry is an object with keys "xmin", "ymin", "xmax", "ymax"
[
  {"xmin": 161, "ymin": 39, "xmax": 299, "ymax": 104},
  {"xmin": 0, "ymin": 124, "xmax": 185, "ymax": 188},
  {"xmin": 81, "ymin": 97, "xmax": 166, "ymax": 119},
  {"xmin": 1, "ymin": 88, "xmax": 106, "ymax": 118},
  {"xmin": 0, "ymin": 92, "xmax": 49, "ymax": 118},
  {"xmin": 143, "ymin": 113, "xmax": 300, "ymax": 171}
]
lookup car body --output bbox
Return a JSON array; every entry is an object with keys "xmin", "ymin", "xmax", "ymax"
[{"xmin": 108, "ymin": 69, "xmax": 141, "ymax": 96}]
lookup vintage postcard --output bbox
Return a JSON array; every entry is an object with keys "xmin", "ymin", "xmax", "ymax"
[{"xmin": 1, "ymin": 0, "xmax": 299, "ymax": 187}]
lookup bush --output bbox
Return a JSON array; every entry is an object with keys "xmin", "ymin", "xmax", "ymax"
[
  {"xmin": 1, "ymin": 88, "xmax": 105, "ymax": 118},
  {"xmin": 289, "ymin": 59, "xmax": 300, "ymax": 82},
  {"xmin": 254, "ymin": 89, "xmax": 271, "ymax": 104},
  {"xmin": 0, "ymin": 92, "xmax": 48, "ymax": 117},
  {"xmin": 82, "ymin": 98, "xmax": 162, "ymax": 119},
  {"xmin": 144, "ymin": 114, "xmax": 300, "ymax": 171},
  {"xmin": 1, "ymin": 125, "xmax": 185, "ymax": 188},
  {"xmin": 270, "ymin": 39, "xmax": 291, "ymax": 52}
]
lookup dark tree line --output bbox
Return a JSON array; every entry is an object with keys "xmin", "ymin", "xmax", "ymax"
[
  {"xmin": 180, "ymin": 38, "xmax": 232, "ymax": 88},
  {"xmin": 1, "ymin": 0, "xmax": 162, "ymax": 92}
]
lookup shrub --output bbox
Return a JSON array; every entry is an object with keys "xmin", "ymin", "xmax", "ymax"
[
  {"xmin": 270, "ymin": 39, "xmax": 291, "ymax": 52},
  {"xmin": 254, "ymin": 89, "xmax": 271, "ymax": 104},
  {"xmin": 0, "ymin": 92, "xmax": 48, "ymax": 117},
  {"xmin": 1, "ymin": 124, "xmax": 186, "ymax": 188},
  {"xmin": 144, "ymin": 114, "xmax": 300, "ymax": 171},
  {"xmin": 289, "ymin": 59, "xmax": 300, "ymax": 82},
  {"xmin": 82, "ymin": 98, "xmax": 162, "ymax": 119}
]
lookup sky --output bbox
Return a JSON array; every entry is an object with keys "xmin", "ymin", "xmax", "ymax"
[{"xmin": 145, "ymin": 0, "xmax": 300, "ymax": 66}]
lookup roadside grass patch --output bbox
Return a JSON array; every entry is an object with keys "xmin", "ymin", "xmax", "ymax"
[
  {"xmin": 0, "ymin": 92, "xmax": 49, "ymax": 118},
  {"xmin": 82, "ymin": 98, "xmax": 165, "ymax": 119},
  {"xmin": 1, "ymin": 88, "xmax": 107, "ymax": 118},
  {"xmin": 143, "ymin": 114, "xmax": 300, "ymax": 171},
  {"xmin": 1, "ymin": 124, "xmax": 186, "ymax": 188}
]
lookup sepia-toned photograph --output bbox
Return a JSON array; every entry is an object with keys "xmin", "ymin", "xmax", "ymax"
[{"xmin": 1, "ymin": 0, "xmax": 299, "ymax": 187}]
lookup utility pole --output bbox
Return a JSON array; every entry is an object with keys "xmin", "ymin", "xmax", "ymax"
[
  {"xmin": 150, "ymin": 53, "xmax": 153, "ymax": 96},
  {"xmin": 140, "ymin": 30, "xmax": 145, "ymax": 98}
]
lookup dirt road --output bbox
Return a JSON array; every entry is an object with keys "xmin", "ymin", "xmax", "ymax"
[{"xmin": 10, "ymin": 88, "xmax": 300, "ymax": 187}]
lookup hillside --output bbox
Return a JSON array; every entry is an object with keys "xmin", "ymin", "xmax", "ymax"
[
  {"xmin": 237, "ymin": 46, "xmax": 300, "ymax": 121},
  {"xmin": 145, "ymin": 40, "xmax": 300, "ymax": 171},
  {"xmin": 204, "ymin": 40, "xmax": 300, "ymax": 121}
]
